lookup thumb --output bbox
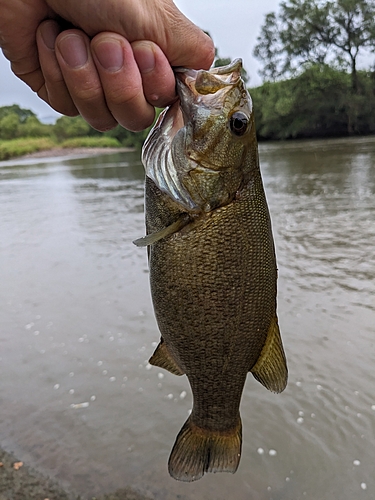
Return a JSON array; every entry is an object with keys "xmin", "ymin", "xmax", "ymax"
[
  {"xmin": 155, "ymin": 6, "xmax": 215, "ymax": 70},
  {"xmin": 46, "ymin": 0, "xmax": 215, "ymax": 70}
]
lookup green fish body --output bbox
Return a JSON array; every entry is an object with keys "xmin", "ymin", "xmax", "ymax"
[{"xmin": 135, "ymin": 60, "xmax": 288, "ymax": 482}]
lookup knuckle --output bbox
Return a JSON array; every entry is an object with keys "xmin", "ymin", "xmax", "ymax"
[
  {"xmin": 119, "ymin": 112, "xmax": 155, "ymax": 133},
  {"xmin": 72, "ymin": 82, "xmax": 104, "ymax": 103},
  {"xmin": 51, "ymin": 100, "xmax": 78, "ymax": 117},
  {"xmin": 88, "ymin": 118, "xmax": 118, "ymax": 132},
  {"xmin": 17, "ymin": 68, "xmax": 45, "ymax": 93},
  {"xmin": 106, "ymin": 84, "xmax": 142, "ymax": 107}
]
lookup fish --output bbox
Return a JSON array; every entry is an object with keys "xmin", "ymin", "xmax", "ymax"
[{"xmin": 134, "ymin": 59, "xmax": 288, "ymax": 482}]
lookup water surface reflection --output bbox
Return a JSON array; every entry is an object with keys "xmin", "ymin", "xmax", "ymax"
[{"xmin": 0, "ymin": 140, "xmax": 374, "ymax": 499}]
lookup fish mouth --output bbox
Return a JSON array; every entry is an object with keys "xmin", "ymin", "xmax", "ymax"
[
  {"xmin": 161, "ymin": 59, "xmax": 243, "ymax": 143},
  {"xmin": 174, "ymin": 59, "xmax": 242, "ymax": 96}
]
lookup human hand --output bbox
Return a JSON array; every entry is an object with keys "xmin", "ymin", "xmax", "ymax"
[{"xmin": 0, "ymin": 0, "xmax": 214, "ymax": 131}]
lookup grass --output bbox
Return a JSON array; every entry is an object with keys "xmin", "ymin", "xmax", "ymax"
[
  {"xmin": 0, "ymin": 135, "xmax": 123, "ymax": 161},
  {"xmin": 0, "ymin": 137, "xmax": 56, "ymax": 161},
  {"xmin": 60, "ymin": 136, "xmax": 121, "ymax": 148}
]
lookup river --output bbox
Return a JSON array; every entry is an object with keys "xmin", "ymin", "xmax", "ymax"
[{"xmin": 0, "ymin": 137, "xmax": 374, "ymax": 499}]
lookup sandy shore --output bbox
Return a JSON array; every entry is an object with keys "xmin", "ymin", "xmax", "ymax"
[
  {"xmin": 0, "ymin": 447, "xmax": 150, "ymax": 500},
  {"xmin": 20, "ymin": 146, "xmax": 135, "ymax": 160},
  {"xmin": 0, "ymin": 448, "xmax": 74, "ymax": 499}
]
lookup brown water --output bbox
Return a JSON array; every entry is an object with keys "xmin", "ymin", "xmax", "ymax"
[{"xmin": 0, "ymin": 138, "xmax": 374, "ymax": 499}]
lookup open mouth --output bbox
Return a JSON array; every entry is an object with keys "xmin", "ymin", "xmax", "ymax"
[{"xmin": 149, "ymin": 59, "xmax": 245, "ymax": 148}]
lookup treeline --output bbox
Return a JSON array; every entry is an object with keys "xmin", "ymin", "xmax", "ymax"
[
  {"xmin": 251, "ymin": 64, "xmax": 375, "ymax": 140},
  {"xmin": 0, "ymin": 104, "xmax": 148, "ymax": 148},
  {"xmin": 2, "ymin": 65, "xmax": 375, "ymax": 151},
  {"xmin": 251, "ymin": 0, "xmax": 375, "ymax": 140}
]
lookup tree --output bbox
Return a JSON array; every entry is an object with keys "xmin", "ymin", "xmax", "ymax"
[
  {"xmin": 0, "ymin": 104, "xmax": 36, "ymax": 123},
  {"xmin": 0, "ymin": 113, "xmax": 20, "ymax": 140},
  {"xmin": 251, "ymin": 64, "xmax": 375, "ymax": 138},
  {"xmin": 53, "ymin": 115, "xmax": 91, "ymax": 140},
  {"xmin": 254, "ymin": 0, "xmax": 375, "ymax": 90}
]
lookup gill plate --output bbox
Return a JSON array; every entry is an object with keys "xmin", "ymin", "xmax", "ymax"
[{"xmin": 141, "ymin": 106, "xmax": 198, "ymax": 212}]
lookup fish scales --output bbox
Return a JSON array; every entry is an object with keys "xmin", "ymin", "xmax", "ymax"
[
  {"xmin": 146, "ymin": 176, "xmax": 275, "ymax": 418},
  {"xmin": 135, "ymin": 59, "xmax": 288, "ymax": 482}
]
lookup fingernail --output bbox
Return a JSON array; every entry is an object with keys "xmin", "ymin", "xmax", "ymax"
[
  {"xmin": 94, "ymin": 38, "xmax": 124, "ymax": 72},
  {"xmin": 58, "ymin": 34, "xmax": 88, "ymax": 68},
  {"xmin": 40, "ymin": 21, "xmax": 60, "ymax": 50},
  {"xmin": 133, "ymin": 41, "xmax": 156, "ymax": 74}
]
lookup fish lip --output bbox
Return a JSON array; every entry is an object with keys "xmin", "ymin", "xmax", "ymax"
[{"xmin": 174, "ymin": 67, "xmax": 199, "ymax": 89}]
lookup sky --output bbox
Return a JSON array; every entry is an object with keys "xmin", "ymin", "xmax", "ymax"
[{"xmin": 0, "ymin": 0, "xmax": 280, "ymax": 122}]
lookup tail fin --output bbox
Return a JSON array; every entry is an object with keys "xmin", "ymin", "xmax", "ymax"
[{"xmin": 168, "ymin": 415, "xmax": 242, "ymax": 482}]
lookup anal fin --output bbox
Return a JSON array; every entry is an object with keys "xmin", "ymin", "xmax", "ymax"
[
  {"xmin": 250, "ymin": 315, "xmax": 288, "ymax": 393},
  {"xmin": 149, "ymin": 338, "xmax": 185, "ymax": 376}
]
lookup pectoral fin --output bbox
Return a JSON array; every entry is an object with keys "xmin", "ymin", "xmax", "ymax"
[
  {"xmin": 133, "ymin": 214, "xmax": 190, "ymax": 247},
  {"xmin": 149, "ymin": 338, "xmax": 185, "ymax": 376},
  {"xmin": 250, "ymin": 316, "xmax": 288, "ymax": 393}
]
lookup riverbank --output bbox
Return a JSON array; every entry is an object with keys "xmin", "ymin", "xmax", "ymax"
[
  {"xmin": 20, "ymin": 146, "xmax": 135, "ymax": 160},
  {"xmin": 0, "ymin": 447, "xmax": 74, "ymax": 499},
  {"xmin": 0, "ymin": 447, "xmax": 150, "ymax": 500},
  {"xmin": 0, "ymin": 135, "xmax": 135, "ymax": 161}
]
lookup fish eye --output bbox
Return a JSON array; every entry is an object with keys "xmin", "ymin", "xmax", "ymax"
[{"xmin": 229, "ymin": 111, "xmax": 249, "ymax": 137}]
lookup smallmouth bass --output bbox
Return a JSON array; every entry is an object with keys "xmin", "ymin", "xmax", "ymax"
[{"xmin": 134, "ymin": 59, "xmax": 288, "ymax": 481}]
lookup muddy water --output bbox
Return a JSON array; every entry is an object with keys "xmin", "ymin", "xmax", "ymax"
[{"xmin": 0, "ymin": 138, "xmax": 374, "ymax": 499}]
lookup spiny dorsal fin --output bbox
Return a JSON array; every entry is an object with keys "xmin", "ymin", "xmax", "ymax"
[
  {"xmin": 149, "ymin": 338, "xmax": 185, "ymax": 376},
  {"xmin": 250, "ymin": 315, "xmax": 288, "ymax": 393},
  {"xmin": 133, "ymin": 214, "xmax": 190, "ymax": 247},
  {"xmin": 168, "ymin": 415, "xmax": 242, "ymax": 482}
]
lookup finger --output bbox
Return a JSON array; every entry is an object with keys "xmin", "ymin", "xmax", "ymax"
[
  {"xmin": 44, "ymin": 0, "xmax": 215, "ymax": 69},
  {"xmin": 55, "ymin": 30, "xmax": 117, "ymax": 131},
  {"xmin": 158, "ymin": 7, "xmax": 215, "ymax": 70},
  {"xmin": 0, "ymin": 1, "xmax": 50, "ymax": 94},
  {"xmin": 36, "ymin": 20, "xmax": 78, "ymax": 116},
  {"xmin": 91, "ymin": 33, "xmax": 155, "ymax": 132},
  {"xmin": 132, "ymin": 41, "xmax": 176, "ymax": 109}
]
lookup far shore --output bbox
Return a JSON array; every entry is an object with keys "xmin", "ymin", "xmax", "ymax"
[{"xmin": 19, "ymin": 146, "xmax": 135, "ymax": 160}]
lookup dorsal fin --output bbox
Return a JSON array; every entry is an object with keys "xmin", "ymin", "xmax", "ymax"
[{"xmin": 250, "ymin": 315, "xmax": 288, "ymax": 393}]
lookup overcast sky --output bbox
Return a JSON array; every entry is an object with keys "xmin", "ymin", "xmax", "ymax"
[{"xmin": 0, "ymin": 0, "xmax": 280, "ymax": 121}]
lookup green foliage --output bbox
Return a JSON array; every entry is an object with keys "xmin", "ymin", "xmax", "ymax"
[
  {"xmin": 60, "ymin": 136, "xmax": 121, "ymax": 148},
  {"xmin": 0, "ymin": 104, "xmax": 151, "ymax": 158},
  {"xmin": 251, "ymin": 64, "xmax": 375, "ymax": 139},
  {"xmin": 0, "ymin": 104, "xmax": 36, "ymax": 123},
  {"xmin": 0, "ymin": 113, "xmax": 20, "ymax": 140},
  {"xmin": 53, "ymin": 115, "xmax": 91, "ymax": 140},
  {"xmin": 0, "ymin": 137, "xmax": 56, "ymax": 161},
  {"xmin": 18, "ymin": 116, "xmax": 52, "ymax": 138},
  {"xmin": 0, "ymin": 109, "xmax": 51, "ymax": 140},
  {"xmin": 53, "ymin": 115, "xmax": 152, "ymax": 149},
  {"xmin": 254, "ymin": 0, "xmax": 375, "ymax": 89}
]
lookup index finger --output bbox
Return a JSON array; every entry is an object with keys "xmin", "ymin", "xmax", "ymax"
[{"xmin": 91, "ymin": 33, "xmax": 156, "ymax": 132}]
